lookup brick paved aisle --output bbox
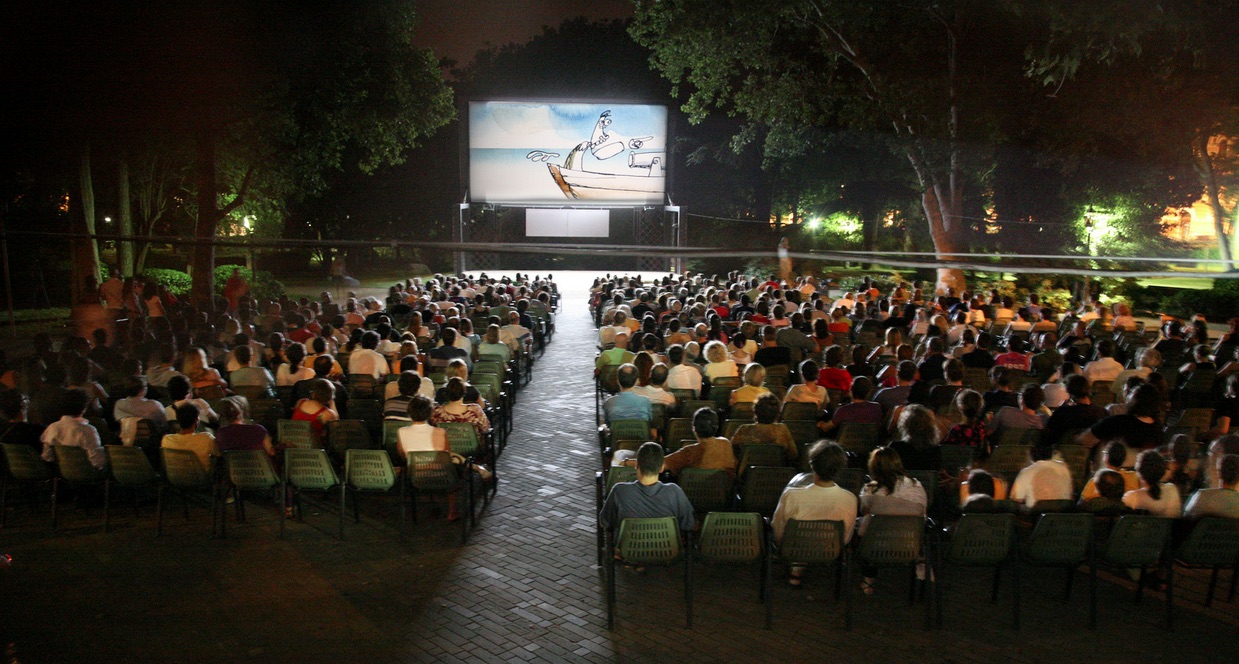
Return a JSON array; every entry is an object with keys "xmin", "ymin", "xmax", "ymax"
[{"xmin": 0, "ymin": 273, "xmax": 1236, "ymax": 663}]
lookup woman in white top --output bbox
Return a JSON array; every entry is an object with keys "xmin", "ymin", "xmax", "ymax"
[
  {"xmin": 398, "ymin": 395, "xmax": 449, "ymax": 457},
  {"xmin": 858, "ymin": 446, "xmax": 928, "ymax": 594},
  {"xmin": 275, "ymin": 342, "xmax": 316, "ymax": 387},
  {"xmin": 703, "ymin": 340, "xmax": 739, "ymax": 381},
  {"xmin": 1122, "ymin": 449, "xmax": 1182, "ymax": 517}
]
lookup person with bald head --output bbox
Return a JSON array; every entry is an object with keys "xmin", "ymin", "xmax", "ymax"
[{"xmin": 595, "ymin": 331, "xmax": 635, "ymax": 376}]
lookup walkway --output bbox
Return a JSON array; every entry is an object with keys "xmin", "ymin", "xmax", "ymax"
[{"xmin": 0, "ymin": 273, "xmax": 1236, "ymax": 663}]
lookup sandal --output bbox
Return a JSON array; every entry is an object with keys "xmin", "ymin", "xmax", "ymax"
[{"xmin": 860, "ymin": 577, "xmax": 876, "ymax": 595}]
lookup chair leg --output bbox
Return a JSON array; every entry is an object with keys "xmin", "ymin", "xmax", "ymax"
[
  {"xmin": 156, "ymin": 485, "xmax": 164, "ymax": 536},
  {"xmin": 1088, "ymin": 555, "xmax": 1097, "ymax": 631},
  {"xmin": 844, "ymin": 554, "xmax": 853, "ymax": 631},
  {"xmin": 1165, "ymin": 560, "xmax": 1174, "ymax": 632},
  {"xmin": 605, "ymin": 538, "xmax": 617, "ymax": 630},
  {"xmin": 1206, "ymin": 567, "xmax": 1219, "ymax": 608},
  {"xmin": 1013, "ymin": 561, "xmax": 1021, "ymax": 631},
  {"xmin": 103, "ymin": 479, "xmax": 111, "ymax": 533},
  {"xmin": 924, "ymin": 561, "xmax": 934, "ymax": 631},
  {"xmin": 684, "ymin": 549, "xmax": 693, "ymax": 630},
  {"xmin": 339, "ymin": 486, "xmax": 347, "ymax": 540},
  {"xmin": 763, "ymin": 555, "xmax": 773, "ymax": 630},
  {"xmin": 50, "ymin": 477, "xmax": 59, "ymax": 530}
]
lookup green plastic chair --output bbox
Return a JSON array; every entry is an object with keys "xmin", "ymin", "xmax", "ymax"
[
  {"xmin": 247, "ymin": 398, "xmax": 285, "ymax": 433},
  {"xmin": 698, "ymin": 512, "xmax": 769, "ymax": 626},
  {"xmin": 438, "ymin": 421, "xmax": 484, "ymax": 460},
  {"xmin": 340, "ymin": 449, "xmax": 399, "ymax": 539},
  {"xmin": 346, "ymin": 374, "xmax": 380, "ymax": 399},
  {"xmin": 993, "ymin": 428, "xmax": 1039, "ymax": 448},
  {"xmin": 407, "ymin": 451, "xmax": 473, "ymax": 545},
  {"xmin": 281, "ymin": 448, "xmax": 342, "ymax": 539},
  {"xmin": 1022, "ymin": 512, "xmax": 1096, "ymax": 629},
  {"xmin": 708, "ymin": 385, "xmax": 733, "ymax": 413},
  {"xmin": 986, "ymin": 445, "xmax": 1031, "ymax": 483},
  {"xmin": 1098, "ymin": 515, "xmax": 1173, "ymax": 629},
  {"xmin": 595, "ymin": 465, "xmax": 639, "ymax": 565},
  {"xmin": 721, "ymin": 419, "xmax": 746, "ymax": 441},
  {"xmin": 606, "ymin": 516, "xmax": 692, "ymax": 630},
  {"xmin": 939, "ymin": 445, "xmax": 976, "ymax": 476},
  {"xmin": 277, "ymin": 419, "xmax": 318, "ymax": 450},
  {"xmin": 347, "ymin": 398, "xmax": 384, "ymax": 441},
  {"xmin": 325, "ymin": 419, "xmax": 375, "ymax": 461},
  {"xmin": 737, "ymin": 444, "xmax": 786, "ymax": 474},
  {"xmin": 780, "ymin": 401, "xmax": 820, "ymax": 422},
  {"xmin": 835, "ymin": 423, "xmax": 880, "ymax": 458},
  {"xmin": 770, "ymin": 518, "xmax": 849, "ymax": 630},
  {"xmin": 938, "ymin": 513, "xmax": 1018, "ymax": 629},
  {"xmin": 607, "ymin": 419, "xmax": 651, "ymax": 447},
  {"xmin": 854, "ymin": 515, "xmax": 933, "ymax": 630},
  {"xmin": 1174, "ymin": 517, "xmax": 1239, "ymax": 608},
  {"xmin": 51, "ymin": 445, "xmax": 108, "ymax": 531},
  {"xmin": 222, "ymin": 450, "xmax": 279, "ymax": 536},
  {"xmin": 665, "ymin": 418, "xmax": 694, "ymax": 447},
  {"xmin": 730, "ymin": 401, "xmax": 755, "ymax": 423},
  {"xmin": 1055, "ymin": 444, "xmax": 1091, "ymax": 495},
  {"xmin": 739, "ymin": 466, "xmax": 797, "ymax": 517},
  {"xmin": 382, "ymin": 420, "xmax": 407, "ymax": 467},
  {"xmin": 679, "ymin": 468, "xmax": 733, "ymax": 513},
  {"xmin": 158, "ymin": 447, "xmax": 220, "ymax": 537},
  {"xmin": 1, "ymin": 442, "xmax": 53, "ymax": 528},
  {"xmin": 681, "ymin": 400, "xmax": 715, "ymax": 418},
  {"xmin": 104, "ymin": 445, "xmax": 159, "ymax": 532}
]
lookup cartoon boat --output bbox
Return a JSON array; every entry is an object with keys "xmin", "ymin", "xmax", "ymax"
[{"xmin": 546, "ymin": 141, "xmax": 665, "ymax": 202}]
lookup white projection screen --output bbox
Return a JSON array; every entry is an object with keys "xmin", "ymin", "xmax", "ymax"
[
  {"xmin": 525, "ymin": 209, "xmax": 610, "ymax": 238},
  {"xmin": 469, "ymin": 100, "xmax": 667, "ymax": 206}
]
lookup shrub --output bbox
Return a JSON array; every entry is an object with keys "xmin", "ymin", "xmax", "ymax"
[
  {"xmin": 141, "ymin": 268, "xmax": 193, "ymax": 296},
  {"xmin": 1159, "ymin": 280, "xmax": 1239, "ymax": 320},
  {"xmin": 213, "ymin": 265, "xmax": 286, "ymax": 302}
]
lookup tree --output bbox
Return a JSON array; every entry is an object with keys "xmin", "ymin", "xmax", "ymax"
[
  {"xmin": 630, "ymin": 0, "xmax": 1046, "ymax": 292},
  {"xmin": 1026, "ymin": 0, "xmax": 1239, "ymax": 269}
]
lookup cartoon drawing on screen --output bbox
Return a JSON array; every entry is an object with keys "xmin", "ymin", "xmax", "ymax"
[{"xmin": 525, "ymin": 110, "xmax": 665, "ymax": 201}]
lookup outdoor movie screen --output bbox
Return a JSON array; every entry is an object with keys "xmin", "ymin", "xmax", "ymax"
[{"xmin": 468, "ymin": 100, "xmax": 667, "ymax": 206}]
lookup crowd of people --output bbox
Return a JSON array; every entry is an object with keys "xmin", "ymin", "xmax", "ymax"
[
  {"xmin": 593, "ymin": 271, "xmax": 1239, "ymax": 592},
  {"xmin": 2, "ymin": 268, "xmax": 558, "ymax": 522}
]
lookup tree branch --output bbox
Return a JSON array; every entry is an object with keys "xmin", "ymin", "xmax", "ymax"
[{"xmin": 219, "ymin": 166, "xmax": 256, "ymax": 216}]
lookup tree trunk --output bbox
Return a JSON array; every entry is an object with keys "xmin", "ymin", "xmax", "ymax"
[
  {"xmin": 191, "ymin": 134, "xmax": 221, "ymax": 310},
  {"xmin": 117, "ymin": 156, "xmax": 135, "ymax": 277},
  {"xmin": 75, "ymin": 145, "xmax": 101, "ymax": 303},
  {"xmin": 922, "ymin": 184, "xmax": 967, "ymax": 295},
  {"xmin": 1194, "ymin": 132, "xmax": 1234, "ymax": 271}
]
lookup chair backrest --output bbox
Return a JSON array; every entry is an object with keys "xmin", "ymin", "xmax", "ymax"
[
  {"xmin": 344, "ymin": 449, "xmax": 396, "ymax": 491},
  {"xmin": 1029, "ymin": 499, "xmax": 1075, "ymax": 514},
  {"xmin": 1175, "ymin": 407, "xmax": 1214, "ymax": 432},
  {"xmin": 783, "ymin": 420, "xmax": 820, "ymax": 455},
  {"xmin": 738, "ymin": 444, "xmax": 786, "ymax": 472},
  {"xmin": 609, "ymin": 419, "xmax": 651, "ymax": 446},
  {"xmin": 939, "ymin": 444, "xmax": 975, "ymax": 475},
  {"xmin": 1025, "ymin": 512, "xmax": 1094, "ymax": 565},
  {"xmin": 1100, "ymin": 515, "xmax": 1172, "ymax": 567},
  {"xmin": 225, "ymin": 450, "xmax": 279, "ymax": 490},
  {"xmin": 2, "ymin": 443, "xmax": 51, "ymax": 481},
  {"xmin": 835, "ymin": 422, "xmax": 880, "ymax": 457},
  {"xmin": 681, "ymin": 400, "xmax": 715, "ymax": 417},
  {"xmin": 780, "ymin": 401, "xmax": 820, "ymax": 422},
  {"xmin": 730, "ymin": 402, "xmax": 755, "ymax": 423},
  {"xmin": 994, "ymin": 428, "xmax": 1039, "ymax": 448},
  {"xmin": 740, "ymin": 466, "xmax": 797, "ymax": 515},
  {"xmin": 678, "ymin": 468, "xmax": 732, "ymax": 513},
  {"xmin": 856, "ymin": 515, "xmax": 925, "ymax": 567},
  {"xmin": 382, "ymin": 420, "xmax": 406, "ymax": 466},
  {"xmin": 698, "ymin": 511, "xmax": 764, "ymax": 564},
  {"xmin": 721, "ymin": 419, "xmax": 746, "ymax": 441},
  {"xmin": 906, "ymin": 469, "xmax": 937, "ymax": 509},
  {"xmin": 669, "ymin": 388, "xmax": 697, "ymax": 405},
  {"xmin": 1055, "ymin": 444, "xmax": 1091, "ymax": 493},
  {"xmin": 53, "ymin": 445, "xmax": 104, "ymax": 483},
  {"xmin": 106, "ymin": 445, "xmax": 156, "ymax": 485},
  {"xmin": 708, "ymin": 386, "xmax": 733, "ymax": 412},
  {"xmin": 987, "ymin": 445, "xmax": 1031, "ymax": 477},
  {"xmin": 615, "ymin": 516, "xmax": 683, "ymax": 565},
  {"xmin": 835, "ymin": 468, "xmax": 866, "ymax": 496},
  {"xmin": 161, "ymin": 447, "xmax": 210, "ymax": 489},
  {"xmin": 780, "ymin": 518, "xmax": 845, "ymax": 564},
  {"xmin": 666, "ymin": 418, "xmax": 694, "ymax": 446},
  {"xmin": 945, "ymin": 512, "xmax": 1015, "ymax": 566},
  {"xmin": 1176, "ymin": 517, "xmax": 1239, "ymax": 567},
  {"xmin": 604, "ymin": 465, "xmax": 638, "ymax": 495},
  {"xmin": 347, "ymin": 374, "xmax": 379, "ymax": 398},
  {"xmin": 1089, "ymin": 381, "xmax": 1115, "ymax": 407},
  {"xmin": 711, "ymin": 376, "xmax": 741, "ymax": 389},
  {"xmin": 597, "ymin": 365, "xmax": 621, "ymax": 395},
  {"xmin": 278, "ymin": 419, "xmax": 318, "ymax": 450},
  {"xmin": 247, "ymin": 398, "xmax": 285, "ymax": 431},
  {"xmin": 284, "ymin": 448, "xmax": 340, "ymax": 490},
  {"xmin": 326, "ymin": 419, "xmax": 374, "ymax": 459},
  {"xmin": 407, "ymin": 451, "xmax": 462, "ymax": 491},
  {"xmin": 438, "ymin": 422, "xmax": 483, "ymax": 458},
  {"xmin": 347, "ymin": 398, "xmax": 383, "ymax": 426}
]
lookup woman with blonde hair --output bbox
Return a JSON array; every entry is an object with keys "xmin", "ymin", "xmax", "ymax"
[
  {"xmin": 182, "ymin": 346, "xmax": 228, "ymax": 397},
  {"xmin": 729, "ymin": 362, "xmax": 770, "ymax": 406},
  {"xmin": 704, "ymin": 340, "xmax": 739, "ymax": 381}
]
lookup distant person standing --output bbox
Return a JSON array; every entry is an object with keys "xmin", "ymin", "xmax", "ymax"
[
  {"xmin": 330, "ymin": 254, "xmax": 348, "ymax": 298},
  {"xmin": 223, "ymin": 268, "xmax": 250, "ymax": 314},
  {"xmin": 777, "ymin": 236, "xmax": 792, "ymax": 284}
]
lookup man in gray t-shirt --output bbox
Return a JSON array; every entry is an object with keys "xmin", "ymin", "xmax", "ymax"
[{"xmin": 599, "ymin": 442, "xmax": 695, "ymax": 533}]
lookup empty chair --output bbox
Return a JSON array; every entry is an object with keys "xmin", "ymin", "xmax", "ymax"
[
  {"xmin": 835, "ymin": 423, "xmax": 880, "ymax": 458},
  {"xmin": 277, "ymin": 419, "xmax": 318, "ymax": 450},
  {"xmin": 606, "ymin": 516, "xmax": 692, "ymax": 630},
  {"xmin": 1, "ymin": 443, "xmax": 54, "ymax": 528},
  {"xmin": 1021, "ymin": 512, "xmax": 1096, "ymax": 629},
  {"xmin": 104, "ymin": 445, "xmax": 159, "ymax": 532},
  {"xmin": 281, "ymin": 449, "xmax": 342, "ymax": 538},
  {"xmin": 987, "ymin": 445, "xmax": 1031, "ymax": 483},
  {"xmin": 937, "ymin": 513, "xmax": 1018, "ymax": 629},
  {"xmin": 325, "ymin": 419, "xmax": 374, "ymax": 461},
  {"xmin": 678, "ymin": 468, "xmax": 732, "ymax": 513},
  {"xmin": 1173, "ymin": 517, "xmax": 1239, "ymax": 608},
  {"xmin": 697, "ymin": 512, "xmax": 769, "ymax": 626},
  {"xmin": 835, "ymin": 468, "xmax": 866, "ymax": 496},
  {"xmin": 438, "ymin": 421, "xmax": 485, "ymax": 460},
  {"xmin": 340, "ymin": 449, "xmax": 399, "ymax": 539},
  {"xmin": 780, "ymin": 401, "xmax": 821, "ymax": 422},
  {"xmin": 737, "ymin": 444, "xmax": 786, "ymax": 474}
]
